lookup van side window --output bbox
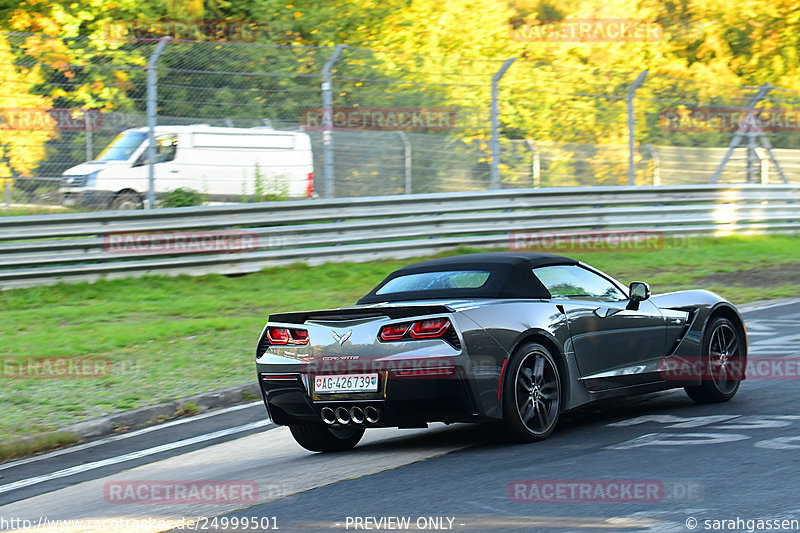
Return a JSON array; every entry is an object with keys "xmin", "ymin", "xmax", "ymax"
[{"xmin": 155, "ymin": 134, "xmax": 178, "ymax": 163}]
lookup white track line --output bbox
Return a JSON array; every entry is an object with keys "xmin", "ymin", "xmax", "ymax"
[
  {"xmin": 0, "ymin": 420, "xmax": 270, "ymax": 495},
  {"xmin": 740, "ymin": 298, "xmax": 800, "ymax": 313},
  {"xmin": 0, "ymin": 401, "xmax": 263, "ymax": 472}
]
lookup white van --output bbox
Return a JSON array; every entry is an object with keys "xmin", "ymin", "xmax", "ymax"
[{"xmin": 60, "ymin": 125, "xmax": 314, "ymax": 209}]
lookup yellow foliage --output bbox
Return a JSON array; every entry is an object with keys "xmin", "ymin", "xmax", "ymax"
[{"xmin": 0, "ymin": 34, "xmax": 57, "ymax": 178}]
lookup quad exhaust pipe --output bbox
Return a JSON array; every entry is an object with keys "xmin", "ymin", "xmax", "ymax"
[
  {"xmin": 365, "ymin": 406, "xmax": 380, "ymax": 424},
  {"xmin": 320, "ymin": 407, "xmax": 336, "ymax": 425},
  {"xmin": 349, "ymin": 406, "xmax": 364, "ymax": 424},
  {"xmin": 335, "ymin": 407, "xmax": 350, "ymax": 424},
  {"xmin": 319, "ymin": 405, "xmax": 381, "ymax": 425}
]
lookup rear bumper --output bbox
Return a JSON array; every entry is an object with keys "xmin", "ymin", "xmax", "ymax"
[{"xmin": 257, "ymin": 368, "xmax": 485, "ymax": 428}]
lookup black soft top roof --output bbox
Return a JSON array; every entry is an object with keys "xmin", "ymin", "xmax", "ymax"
[{"xmin": 357, "ymin": 252, "xmax": 577, "ymax": 304}]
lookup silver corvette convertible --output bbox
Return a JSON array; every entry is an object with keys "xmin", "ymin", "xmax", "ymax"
[{"xmin": 255, "ymin": 252, "xmax": 747, "ymax": 451}]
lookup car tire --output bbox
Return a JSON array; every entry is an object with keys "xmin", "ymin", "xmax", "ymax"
[
  {"xmin": 501, "ymin": 342, "xmax": 561, "ymax": 442},
  {"xmin": 289, "ymin": 423, "xmax": 365, "ymax": 452},
  {"xmin": 684, "ymin": 317, "xmax": 743, "ymax": 404},
  {"xmin": 111, "ymin": 191, "xmax": 143, "ymax": 210}
]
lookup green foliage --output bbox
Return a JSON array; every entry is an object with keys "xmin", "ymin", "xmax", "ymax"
[
  {"xmin": 162, "ymin": 187, "xmax": 205, "ymax": 208},
  {"xmin": 177, "ymin": 401, "xmax": 199, "ymax": 416},
  {"xmin": 251, "ymin": 164, "xmax": 289, "ymax": 202},
  {"xmin": 5, "ymin": 0, "xmax": 800, "ymax": 185},
  {"xmin": 253, "ymin": 163, "xmax": 266, "ymax": 200}
]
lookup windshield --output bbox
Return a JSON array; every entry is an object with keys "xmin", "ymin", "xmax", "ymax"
[
  {"xmin": 95, "ymin": 131, "xmax": 147, "ymax": 161},
  {"xmin": 376, "ymin": 270, "xmax": 491, "ymax": 295}
]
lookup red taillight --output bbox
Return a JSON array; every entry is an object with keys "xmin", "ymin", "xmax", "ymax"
[
  {"xmin": 409, "ymin": 319, "xmax": 451, "ymax": 338},
  {"xmin": 267, "ymin": 327, "xmax": 309, "ymax": 345},
  {"xmin": 380, "ymin": 318, "xmax": 452, "ymax": 342},
  {"xmin": 267, "ymin": 327, "xmax": 290, "ymax": 344},
  {"xmin": 380, "ymin": 323, "xmax": 411, "ymax": 341},
  {"xmin": 290, "ymin": 328, "xmax": 309, "ymax": 343}
]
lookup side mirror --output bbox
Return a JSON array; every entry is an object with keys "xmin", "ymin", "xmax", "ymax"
[{"xmin": 627, "ymin": 281, "xmax": 650, "ymax": 310}]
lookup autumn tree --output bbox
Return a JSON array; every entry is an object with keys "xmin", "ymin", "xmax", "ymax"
[{"xmin": 0, "ymin": 32, "xmax": 55, "ymax": 185}]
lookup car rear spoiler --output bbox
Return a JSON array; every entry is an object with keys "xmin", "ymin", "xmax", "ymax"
[{"xmin": 269, "ymin": 304, "xmax": 454, "ymax": 324}]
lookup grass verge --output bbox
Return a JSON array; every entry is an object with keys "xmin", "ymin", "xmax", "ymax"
[
  {"xmin": 0, "ymin": 205, "xmax": 80, "ymax": 217},
  {"xmin": 0, "ymin": 235, "xmax": 798, "ymax": 448},
  {"xmin": 0, "ymin": 431, "xmax": 78, "ymax": 461}
]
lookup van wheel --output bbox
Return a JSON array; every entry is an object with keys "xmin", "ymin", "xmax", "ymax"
[{"xmin": 111, "ymin": 192, "xmax": 143, "ymax": 210}]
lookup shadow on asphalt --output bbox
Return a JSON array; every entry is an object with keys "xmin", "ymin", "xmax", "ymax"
[{"xmin": 342, "ymin": 387, "xmax": 757, "ymax": 454}]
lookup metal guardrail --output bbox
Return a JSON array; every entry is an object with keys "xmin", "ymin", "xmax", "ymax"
[{"xmin": 1, "ymin": 184, "xmax": 799, "ymax": 289}]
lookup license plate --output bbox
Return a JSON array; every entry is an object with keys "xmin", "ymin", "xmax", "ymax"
[{"xmin": 314, "ymin": 374, "xmax": 378, "ymax": 394}]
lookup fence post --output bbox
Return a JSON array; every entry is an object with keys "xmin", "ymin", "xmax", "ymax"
[
  {"xmin": 84, "ymin": 108, "xmax": 93, "ymax": 161},
  {"xmin": 524, "ymin": 138, "xmax": 540, "ymax": 188},
  {"xmin": 146, "ymin": 36, "xmax": 171, "ymax": 209},
  {"xmin": 396, "ymin": 131, "xmax": 412, "ymax": 194},
  {"xmin": 490, "ymin": 57, "xmax": 517, "ymax": 189},
  {"xmin": 627, "ymin": 70, "xmax": 648, "ymax": 185},
  {"xmin": 746, "ymin": 129, "xmax": 759, "ymax": 183},
  {"xmin": 322, "ymin": 44, "xmax": 347, "ymax": 199},
  {"xmin": 4, "ymin": 179, "xmax": 10, "ymax": 209},
  {"xmin": 755, "ymin": 147, "xmax": 769, "ymax": 184},
  {"xmin": 710, "ymin": 83, "xmax": 788, "ymax": 184},
  {"xmin": 643, "ymin": 144, "xmax": 660, "ymax": 186}
]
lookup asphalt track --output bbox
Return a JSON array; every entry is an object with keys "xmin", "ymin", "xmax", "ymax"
[{"xmin": 1, "ymin": 299, "xmax": 799, "ymax": 533}]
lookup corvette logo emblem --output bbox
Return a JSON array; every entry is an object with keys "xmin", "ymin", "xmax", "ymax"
[{"xmin": 331, "ymin": 330, "xmax": 353, "ymax": 345}]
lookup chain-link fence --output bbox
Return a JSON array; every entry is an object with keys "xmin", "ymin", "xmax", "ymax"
[{"xmin": 3, "ymin": 30, "xmax": 800, "ymax": 210}]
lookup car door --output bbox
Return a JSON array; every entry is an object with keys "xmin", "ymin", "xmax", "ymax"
[{"xmin": 534, "ymin": 264, "xmax": 667, "ymax": 391}]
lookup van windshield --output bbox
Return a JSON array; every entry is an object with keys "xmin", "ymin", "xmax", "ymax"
[{"xmin": 95, "ymin": 132, "xmax": 147, "ymax": 161}]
